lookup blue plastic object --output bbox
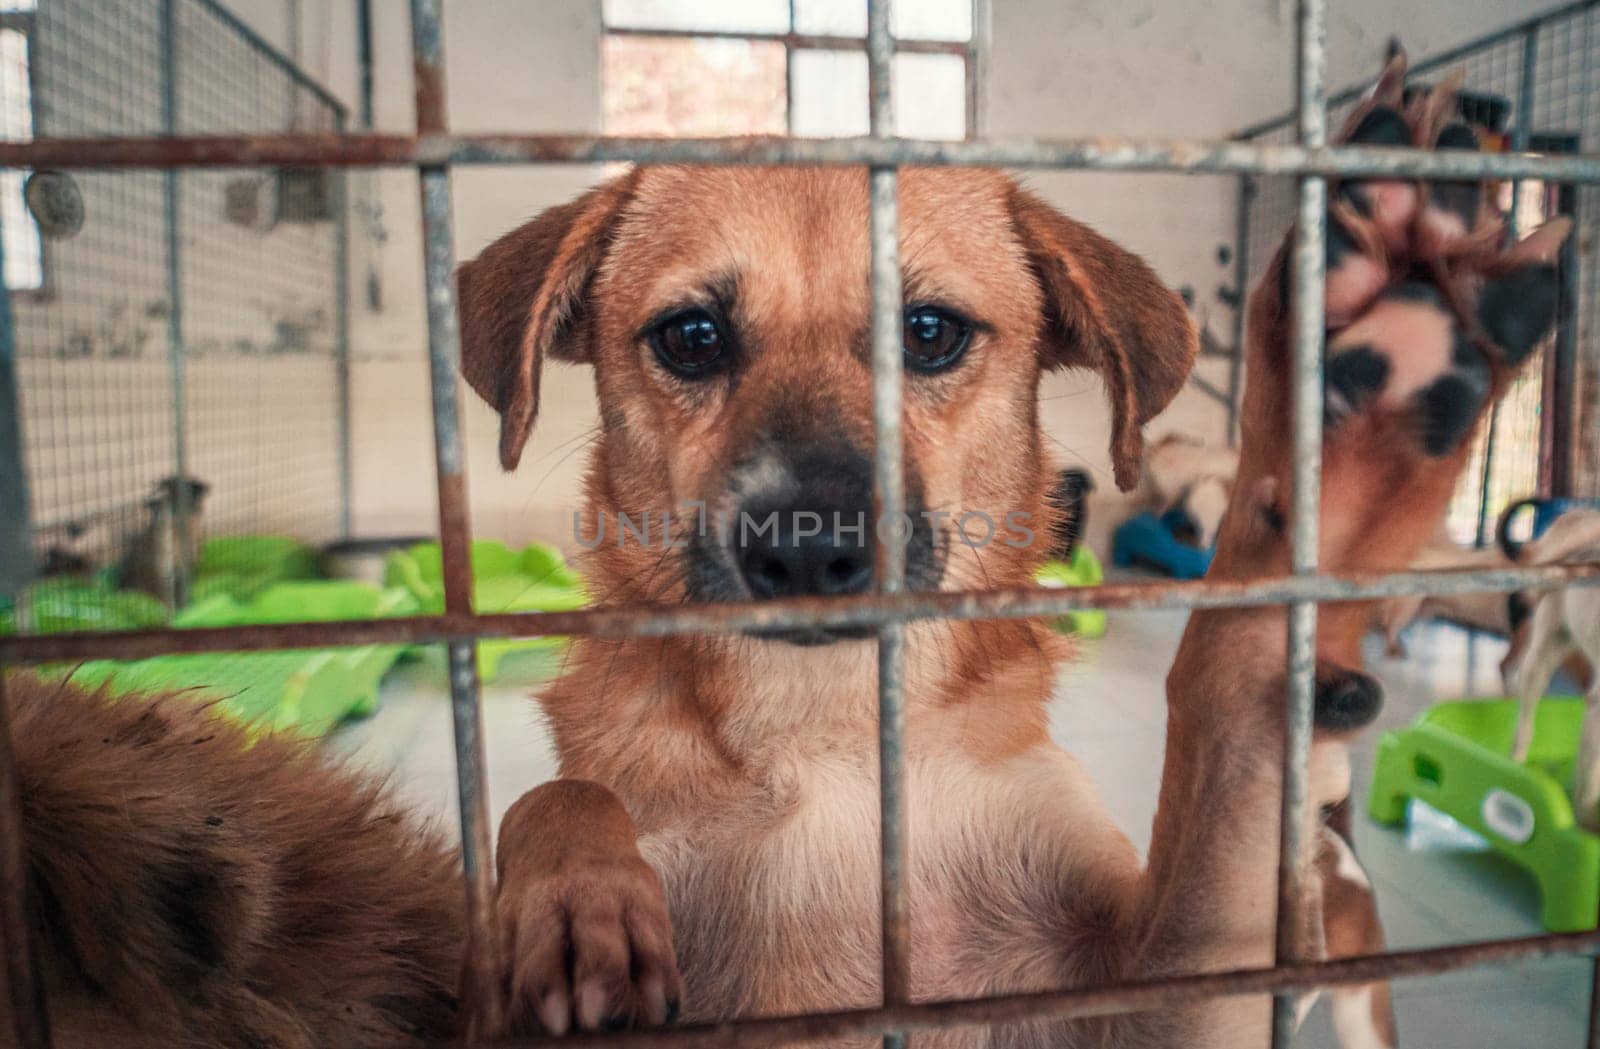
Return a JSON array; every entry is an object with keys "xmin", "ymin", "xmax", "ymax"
[{"xmin": 1112, "ymin": 512, "xmax": 1214, "ymax": 579}]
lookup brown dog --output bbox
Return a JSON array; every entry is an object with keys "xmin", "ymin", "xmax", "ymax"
[
  {"xmin": 3, "ymin": 676, "xmax": 674, "ymax": 1047},
  {"xmin": 458, "ymin": 56, "xmax": 1564, "ymax": 1047}
]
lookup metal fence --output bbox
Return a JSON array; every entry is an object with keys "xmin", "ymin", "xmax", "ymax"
[
  {"xmin": 1, "ymin": 2, "xmax": 1600, "ymax": 1049},
  {"xmin": 0, "ymin": 0, "xmax": 349, "ymax": 615},
  {"xmin": 1229, "ymin": 1, "xmax": 1600, "ymax": 545}
]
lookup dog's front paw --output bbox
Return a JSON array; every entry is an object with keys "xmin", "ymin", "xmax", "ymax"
[{"xmin": 493, "ymin": 782, "xmax": 682, "ymax": 1037}]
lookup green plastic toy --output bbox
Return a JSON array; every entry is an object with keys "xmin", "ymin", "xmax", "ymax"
[
  {"xmin": 1035, "ymin": 545, "xmax": 1108, "ymax": 639},
  {"xmin": 385, "ymin": 539, "xmax": 586, "ymax": 681},
  {"xmin": 1369, "ymin": 697, "xmax": 1600, "ymax": 932},
  {"xmin": 57, "ymin": 580, "xmax": 420, "ymax": 738}
]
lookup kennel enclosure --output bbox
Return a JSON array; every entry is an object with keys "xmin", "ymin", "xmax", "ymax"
[
  {"xmin": 3, "ymin": 2, "xmax": 1600, "ymax": 1049},
  {"xmin": 0, "ymin": 0, "xmax": 351, "ymax": 614}
]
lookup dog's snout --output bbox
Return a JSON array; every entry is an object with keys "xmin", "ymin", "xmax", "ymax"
[{"xmin": 737, "ymin": 513, "xmax": 874, "ymax": 599}]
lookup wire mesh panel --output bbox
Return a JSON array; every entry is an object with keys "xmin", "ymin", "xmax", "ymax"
[
  {"xmin": 1235, "ymin": 4, "xmax": 1600, "ymax": 539},
  {"xmin": 0, "ymin": 0, "xmax": 345, "ymax": 617}
]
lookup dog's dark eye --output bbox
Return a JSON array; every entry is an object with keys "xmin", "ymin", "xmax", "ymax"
[
  {"xmin": 650, "ymin": 308, "xmax": 727, "ymax": 377},
  {"xmin": 903, "ymin": 306, "xmax": 971, "ymax": 372}
]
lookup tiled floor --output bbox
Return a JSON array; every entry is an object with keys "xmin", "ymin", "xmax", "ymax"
[{"xmin": 330, "ymin": 606, "xmax": 1592, "ymax": 1047}]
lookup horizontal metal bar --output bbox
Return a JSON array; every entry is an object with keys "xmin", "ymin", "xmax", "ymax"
[
  {"xmin": 1233, "ymin": 0, "xmax": 1599, "ymax": 140},
  {"xmin": 606, "ymin": 24, "xmax": 972, "ymax": 56},
  {"xmin": 3, "ymin": 563, "xmax": 1595, "ymax": 666},
  {"xmin": 3, "ymin": 134, "xmax": 1599, "ymax": 182},
  {"xmin": 445, "ymin": 929, "xmax": 1600, "ymax": 1049}
]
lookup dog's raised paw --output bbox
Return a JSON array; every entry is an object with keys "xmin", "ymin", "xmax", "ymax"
[{"xmin": 1306, "ymin": 57, "xmax": 1569, "ymax": 460}]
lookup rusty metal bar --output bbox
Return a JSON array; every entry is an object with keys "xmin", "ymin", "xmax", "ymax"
[
  {"xmin": 1271, "ymin": 2, "xmax": 1327, "ymax": 1045},
  {"xmin": 4, "ymin": 133, "xmax": 1600, "ymax": 182},
  {"xmin": 409, "ymin": 0, "xmax": 500, "ymax": 1038},
  {"xmin": 866, "ymin": 4, "xmax": 909, "ymax": 1045},
  {"xmin": 4, "ymin": 563, "xmax": 1598, "ymax": 667},
  {"xmin": 1225, "ymin": 175, "xmax": 1253, "ymax": 445},
  {"xmin": 0, "ymin": 668, "xmax": 50, "ymax": 1048},
  {"xmin": 457, "ymin": 929, "xmax": 1600, "ymax": 1049},
  {"xmin": 160, "ymin": 0, "xmax": 193, "ymax": 609}
]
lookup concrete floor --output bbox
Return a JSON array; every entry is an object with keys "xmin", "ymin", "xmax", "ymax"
[{"xmin": 331, "ymin": 606, "xmax": 1593, "ymax": 1047}]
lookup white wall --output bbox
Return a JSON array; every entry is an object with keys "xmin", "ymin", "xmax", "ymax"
[{"xmin": 230, "ymin": 0, "xmax": 1563, "ymax": 550}]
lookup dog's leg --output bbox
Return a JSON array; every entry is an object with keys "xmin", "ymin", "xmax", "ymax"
[
  {"xmin": 1318, "ymin": 826, "xmax": 1399, "ymax": 1049},
  {"xmin": 1106, "ymin": 58, "xmax": 1567, "ymax": 1047},
  {"xmin": 1381, "ymin": 595, "xmax": 1423, "ymax": 658},
  {"xmin": 1575, "ymin": 672, "xmax": 1600, "ymax": 832},
  {"xmin": 491, "ymin": 780, "xmax": 682, "ymax": 1037},
  {"xmin": 1507, "ymin": 597, "xmax": 1567, "ymax": 762}
]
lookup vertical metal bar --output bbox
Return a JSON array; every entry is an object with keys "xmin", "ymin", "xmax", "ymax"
[
  {"xmin": 0, "ymin": 667, "xmax": 50, "ymax": 1049},
  {"xmin": 1475, "ymin": 407, "xmax": 1502, "ymax": 544},
  {"xmin": 1474, "ymin": 26, "xmax": 1542, "ymax": 542},
  {"xmin": 1581, "ymin": 15, "xmax": 1599, "ymax": 1046},
  {"xmin": 868, "ymin": 4, "xmax": 909, "ymax": 1048},
  {"xmin": 161, "ymin": 0, "xmax": 191, "ymax": 607},
  {"xmin": 1506, "ymin": 26, "xmax": 1540, "ymax": 239},
  {"xmin": 1226, "ymin": 174, "xmax": 1254, "ymax": 447},
  {"xmin": 409, "ymin": 0, "xmax": 500, "ymax": 1037},
  {"xmin": 1272, "ymin": 1, "xmax": 1325, "ymax": 1046},
  {"xmin": 784, "ymin": 0, "xmax": 795, "ymax": 134},
  {"xmin": 966, "ymin": 0, "xmax": 988, "ymax": 140},
  {"xmin": 334, "ymin": 108, "xmax": 354, "ymax": 539},
  {"xmin": 0, "ymin": 210, "xmax": 33, "ymax": 602},
  {"xmin": 357, "ymin": 0, "xmax": 375, "ymax": 130},
  {"xmin": 0, "ymin": 158, "xmax": 43, "ymax": 1044}
]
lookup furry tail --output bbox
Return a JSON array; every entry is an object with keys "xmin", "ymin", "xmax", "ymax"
[{"xmin": 2, "ymin": 674, "xmax": 464, "ymax": 1048}]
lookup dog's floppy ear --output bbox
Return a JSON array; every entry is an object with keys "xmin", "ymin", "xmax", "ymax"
[
  {"xmin": 1009, "ymin": 187, "xmax": 1198, "ymax": 491},
  {"xmin": 458, "ymin": 170, "xmax": 639, "ymax": 470}
]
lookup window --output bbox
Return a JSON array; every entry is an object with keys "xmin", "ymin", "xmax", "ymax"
[
  {"xmin": 0, "ymin": 0, "xmax": 41, "ymax": 292},
  {"xmin": 601, "ymin": 0, "xmax": 979, "ymax": 141}
]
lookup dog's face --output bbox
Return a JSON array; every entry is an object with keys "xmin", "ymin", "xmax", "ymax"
[{"xmin": 458, "ymin": 167, "xmax": 1194, "ymax": 644}]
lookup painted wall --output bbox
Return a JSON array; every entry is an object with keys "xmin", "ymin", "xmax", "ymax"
[{"xmin": 231, "ymin": 0, "xmax": 1564, "ymax": 550}]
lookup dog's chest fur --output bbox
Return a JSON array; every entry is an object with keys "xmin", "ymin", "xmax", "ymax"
[{"xmin": 637, "ymin": 734, "xmax": 1139, "ymax": 1048}]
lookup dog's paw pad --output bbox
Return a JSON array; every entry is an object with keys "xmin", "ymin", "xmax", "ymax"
[{"xmin": 1478, "ymin": 263, "xmax": 1560, "ymax": 363}]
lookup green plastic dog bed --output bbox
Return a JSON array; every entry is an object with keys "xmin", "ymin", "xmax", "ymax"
[
  {"xmin": 59, "ymin": 580, "xmax": 419, "ymax": 738},
  {"xmin": 384, "ymin": 539, "xmax": 586, "ymax": 681},
  {"xmin": 1369, "ymin": 697, "xmax": 1600, "ymax": 932}
]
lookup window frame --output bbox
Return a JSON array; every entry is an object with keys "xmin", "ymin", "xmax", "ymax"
[
  {"xmin": 601, "ymin": 1, "xmax": 986, "ymax": 140},
  {"xmin": 0, "ymin": 5, "xmax": 49, "ymax": 299}
]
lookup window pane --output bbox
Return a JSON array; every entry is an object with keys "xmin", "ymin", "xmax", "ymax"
[
  {"xmin": 0, "ymin": 27, "xmax": 30, "ymax": 139},
  {"xmin": 894, "ymin": 53, "xmax": 965, "ymax": 139},
  {"xmin": 602, "ymin": 0, "xmax": 789, "ymax": 35},
  {"xmin": 0, "ymin": 27, "xmax": 39, "ymax": 290},
  {"xmin": 894, "ymin": 0, "xmax": 972, "ymax": 41},
  {"xmin": 794, "ymin": 0, "xmax": 866, "ymax": 38},
  {"xmin": 791, "ymin": 50, "xmax": 966, "ymax": 140},
  {"xmin": 791, "ymin": 50, "xmax": 868, "ymax": 137},
  {"xmin": 603, "ymin": 36, "xmax": 786, "ymax": 137}
]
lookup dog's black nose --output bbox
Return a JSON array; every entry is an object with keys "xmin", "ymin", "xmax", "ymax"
[{"xmin": 736, "ymin": 515, "xmax": 874, "ymax": 599}]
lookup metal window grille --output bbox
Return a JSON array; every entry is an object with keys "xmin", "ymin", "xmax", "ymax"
[{"xmin": 2, "ymin": 2, "xmax": 1600, "ymax": 1049}]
